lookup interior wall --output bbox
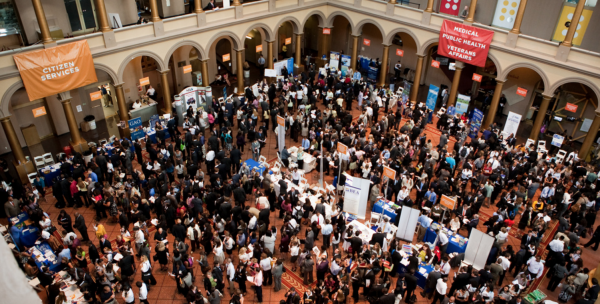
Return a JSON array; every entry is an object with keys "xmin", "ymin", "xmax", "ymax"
[
  {"xmin": 8, "ymin": 89, "xmax": 54, "ymax": 147},
  {"xmin": 356, "ymin": 24, "xmax": 384, "ymax": 62},
  {"xmin": 304, "ymin": 17, "xmax": 319, "ymax": 54},
  {"xmin": 172, "ymin": 45, "xmax": 195, "ymax": 93},
  {"xmin": 104, "ymin": 0, "xmax": 139, "ymax": 26},
  {"xmin": 580, "ymin": 6, "xmax": 600, "ymax": 53},
  {"xmin": 387, "ymin": 33, "xmax": 419, "ymax": 79},
  {"xmin": 208, "ymin": 37, "xmax": 236, "ymax": 84},
  {"xmin": 122, "ymin": 58, "xmax": 144, "ymax": 107},
  {"xmin": 422, "ymin": 55, "xmax": 453, "ymax": 94},
  {"xmin": 331, "ymin": 17, "xmax": 351, "ymax": 56},
  {"xmin": 502, "ymin": 68, "xmax": 542, "ymax": 116},
  {"xmin": 520, "ymin": 0, "xmax": 563, "ymax": 41},
  {"xmin": 276, "ymin": 22, "xmax": 294, "ymax": 59},
  {"xmin": 15, "ymin": 0, "xmax": 73, "ymax": 45},
  {"xmin": 243, "ymin": 29, "xmax": 265, "ymax": 65}
]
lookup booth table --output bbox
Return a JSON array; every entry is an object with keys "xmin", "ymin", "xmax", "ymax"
[
  {"xmin": 147, "ymin": 128, "xmax": 171, "ymax": 144},
  {"xmin": 347, "ymin": 220, "xmax": 375, "ymax": 244},
  {"xmin": 372, "ymin": 200, "xmax": 400, "ymax": 223},
  {"xmin": 10, "ymin": 212, "xmax": 40, "ymax": 247},
  {"xmin": 287, "ymin": 146, "xmax": 317, "ymax": 173},
  {"xmin": 398, "ymin": 259, "xmax": 433, "ymax": 289},
  {"xmin": 272, "ymin": 176, "xmax": 303, "ymax": 197},
  {"xmin": 129, "ymin": 101, "xmax": 158, "ymax": 122},
  {"xmin": 32, "ymin": 241, "xmax": 62, "ymax": 272},
  {"xmin": 38, "ymin": 163, "xmax": 65, "ymax": 187},
  {"xmin": 243, "ymin": 159, "xmax": 267, "ymax": 176},
  {"xmin": 424, "ymin": 222, "xmax": 468, "ymax": 254}
]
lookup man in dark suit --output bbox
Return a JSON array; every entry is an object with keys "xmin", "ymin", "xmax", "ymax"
[
  {"xmin": 577, "ymin": 278, "xmax": 600, "ymax": 304},
  {"xmin": 172, "ymin": 219, "xmax": 186, "ymax": 241},
  {"xmin": 521, "ymin": 230, "xmax": 535, "ymax": 247},
  {"xmin": 466, "ymin": 214, "xmax": 479, "ymax": 237},
  {"xmin": 369, "ymin": 227, "xmax": 386, "ymax": 247},
  {"xmin": 421, "ymin": 265, "xmax": 442, "ymax": 299},
  {"xmin": 346, "ymin": 231, "xmax": 363, "ymax": 255},
  {"xmin": 379, "ymin": 288, "xmax": 396, "ymax": 304},
  {"xmin": 404, "ymin": 269, "xmax": 418, "ymax": 301},
  {"xmin": 74, "ymin": 212, "xmax": 90, "ymax": 242}
]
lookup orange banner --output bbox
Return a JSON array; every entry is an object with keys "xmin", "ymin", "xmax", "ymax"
[
  {"xmin": 32, "ymin": 106, "xmax": 47, "ymax": 117},
  {"xmin": 516, "ymin": 87, "xmax": 528, "ymax": 97},
  {"xmin": 472, "ymin": 73, "xmax": 482, "ymax": 82},
  {"xmin": 337, "ymin": 142, "xmax": 347, "ymax": 154},
  {"xmin": 285, "ymin": 38, "xmax": 292, "ymax": 45},
  {"xmin": 323, "ymin": 28, "xmax": 331, "ymax": 35},
  {"xmin": 140, "ymin": 77, "xmax": 150, "ymax": 86},
  {"xmin": 565, "ymin": 103, "xmax": 578, "ymax": 112},
  {"xmin": 13, "ymin": 40, "xmax": 98, "ymax": 101},
  {"xmin": 223, "ymin": 53, "xmax": 231, "ymax": 62},
  {"xmin": 431, "ymin": 60, "xmax": 440, "ymax": 68},
  {"xmin": 363, "ymin": 39, "xmax": 371, "ymax": 46},
  {"xmin": 383, "ymin": 166, "xmax": 396, "ymax": 180},
  {"xmin": 440, "ymin": 195, "xmax": 456, "ymax": 210},
  {"xmin": 396, "ymin": 49, "xmax": 404, "ymax": 57},
  {"xmin": 256, "ymin": 45, "xmax": 263, "ymax": 52},
  {"xmin": 90, "ymin": 91, "xmax": 102, "ymax": 101},
  {"xmin": 277, "ymin": 115, "xmax": 285, "ymax": 126},
  {"xmin": 183, "ymin": 65, "xmax": 192, "ymax": 74}
]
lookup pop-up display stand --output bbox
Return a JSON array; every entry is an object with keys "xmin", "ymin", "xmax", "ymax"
[
  {"xmin": 464, "ymin": 229, "xmax": 495, "ymax": 270},
  {"xmin": 342, "ymin": 175, "xmax": 370, "ymax": 219},
  {"xmin": 396, "ymin": 207, "xmax": 421, "ymax": 242}
]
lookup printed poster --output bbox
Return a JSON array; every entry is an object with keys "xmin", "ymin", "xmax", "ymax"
[
  {"xmin": 469, "ymin": 108, "xmax": 484, "ymax": 138},
  {"xmin": 503, "ymin": 111, "xmax": 522, "ymax": 137},
  {"xmin": 128, "ymin": 117, "xmax": 145, "ymax": 141},
  {"xmin": 180, "ymin": 87, "xmax": 199, "ymax": 111},
  {"xmin": 426, "ymin": 84, "xmax": 439, "ymax": 111},
  {"xmin": 455, "ymin": 94, "xmax": 470, "ymax": 115},
  {"xmin": 551, "ymin": 134, "xmax": 564, "ymax": 147},
  {"xmin": 329, "ymin": 52, "xmax": 340, "ymax": 71},
  {"xmin": 341, "ymin": 54, "xmax": 351, "ymax": 76}
]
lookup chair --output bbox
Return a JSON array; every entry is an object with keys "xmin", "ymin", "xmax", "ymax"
[
  {"xmin": 109, "ymin": 135, "xmax": 117, "ymax": 142},
  {"xmin": 271, "ymin": 162, "xmax": 281, "ymax": 175},
  {"xmin": 325, "ymin": 181, "xmax": 336, "ymax": 196},
  {"xmin": 99, "ymin": 138, "xmax": 108, "ymax": 146},
  {"xmin": 34, "ymin": 156, "xmax": 45, "ymax": 169},
  {"xmin": 27, "ymin": 173, "xmax": 37, "ymax": 185},
  {"xmin": 370, "ymin": 212, "xmax": 382, "ymax": 226},
  {"xmin": 436, "ymin": 107, "xmax": 446, "ymax": 118},
  {"xmin": 56, "ymin": 152, "xmax": 66, "ymax": 162},
  {"xmin": 42, "ymin": 153, "xmax": 54, "ymax": 166},
  {"xmin": 525, "ymin": 138, "xmax": 535, "ymax": 150},
  {"xmin": 556, "ymin": 149, "xmax": 568, "ymax": 164},
  {"xmin": 537, "ymin": 140, "xmax": 547, "ymax": 152},
  {"xmin": 300, "ymin": 177, "xmax": 308, "ymax": 188}
]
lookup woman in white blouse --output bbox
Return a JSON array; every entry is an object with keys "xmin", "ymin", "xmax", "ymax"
[
  {"xmin": 449, "ymin": 217, "xmax": 461, "ymax": 233},
  {"xmin": 362, "ymin": 158, "xmax": 372, "ymax": 178},
  {"xmin": 496, "ymin": 227, "xmax": 509, "ymax": 245}
]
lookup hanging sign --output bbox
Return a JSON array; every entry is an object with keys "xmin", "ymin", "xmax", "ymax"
[
  {"xmin": 256, "ymin": 45, "xmax": 263, "ymax": 52},
  {"xmin": 516, "ymin": 87, "xmax": 528, "ymax": 97},
  {"xmin": 13, "ymin": 40, "xmax": 98, "ymax": 101},
  {"xmin": 32, "ymin": 106, "xmax": 47, "ymax": 117},
  {"xmin": 551, "ymin": 134, "xmax": 565, "ymax": 147},
  {"xmin": 383, "ymin": 166, "xmax": 396, "ymax": 180},
  {"xmin": 222, "ymin": 53, "xmax": 231, "ymax": 62},
  {"xmin": 431, "ymin": 60, "xmax": 440, "ymax": 68},
  {"xmin": 277, "ymin": 115, "xmax": 285, "ymax": 126},
  {"xmin": 440, "ymin": 195, "xmax": 457, "ymax": 210},
  {"xmin": 90, "ymin": 91, "xmax": 102, "ymax": 101},
  {"xmin": 440, "ymin": 0, "xmax": 460, "ymax": 16},
  {"xmin": 472, "ymin": 73, "xmax": 482, "ymax": 82},
  {"xmin": 337, "ymin": 142, "xmax": 348, "ymax": 154},
  {"xmin": 363, "ymin": 39, "xmax": 371, "ymax": 46},
  {"xmin": 323, "ymin": 28, "xmax": 331, "ymax": 35},
  {"xmin": 565, "ymin": 103, "xmax": 578, "ymax": 112},
  {"xmin": 396, "ymin": 49, "xmax": 404, "ymax": 56},
  {"xmin": 139, "ymin": 77, "xmax": 150, "ymax": 86},
  {"xmin": 183, "ymin": 65, "xmax": 192, "ymax": 74},
  {"xmin": 438, "ymin": 20, "xmax": 495, "ymax": 68},
  {"xmin": 285, "ymin": 38, "xmax": 292, "ymax": 45}
]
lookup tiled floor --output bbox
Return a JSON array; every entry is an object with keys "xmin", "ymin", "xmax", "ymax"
[{"xmin": 9, "ymin": 83, "xmax": 594, "ymax": 304}]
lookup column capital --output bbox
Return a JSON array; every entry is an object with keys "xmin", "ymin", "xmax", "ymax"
[
  {"xmin": 114, "ymin": 83, "xmax": 125, "ymax": 87},
  {"xmin": 453, "ymin": 61, "xmax": 466, "ymax": 70},
  {"xmin": 234, "ymin": 48, "xmax": 245, "ymax": 53},
  {"xmin": 58, "ymin": 91, "xmax": 72, "ymax": 101},
  {"xmin": 0, "ymin": 116, "xmax": 11, "ymax": 122},
  {"xmin": 541, "ymin": 94, "xmax": 554, "ymax": 100},
  {"xmin": 382, "ymin": 44, "xmax": 391, "ymax": 48},
  {"xmin": 158, "ymin": 69, "xmax": 171, "ymax": 74},
  {"xmin": 494, "ymin": 78, "xmax": 506, "ymax": 83},
  {"xmin": 294, "ymin": 31, "xmax": 304, "ymax": 36}
]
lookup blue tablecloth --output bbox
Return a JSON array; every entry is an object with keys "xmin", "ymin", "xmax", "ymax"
[
  {"xmin": 10, "ymin": 212, "xmax": 40, "ymax": 247},
  {"xmin": 372, "ymin": 199, "xmax": 399, "ymax": 223},
  {"xmin": 398, "ymin": 259, "xmax": 433, "ymax": 289},
  {"xmin": 147, "ymin": 129, "xmax": 171, "ymax": 144},
  {"xmin": 243, "ymin": 159, "xmax": 266, "ymax": 176},
  {"xmin": 424, "ymin": 222, "xmax": 468, "ymax": 254},
  {"xmin": 100, "ymin": 143, "xmax": 136, "ymax": 157},
  {"xmin": 38, "ymin": 163, "xmax": 65, "ymax": 187},
  {"xmin": 33, "ymin": 242, "xmax": 62, "ymax": 272}
]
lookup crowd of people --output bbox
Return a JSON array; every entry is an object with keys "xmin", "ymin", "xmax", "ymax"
[{"xmin": 3, "ymin": 64, "xmax": 600, "ymax": 304}]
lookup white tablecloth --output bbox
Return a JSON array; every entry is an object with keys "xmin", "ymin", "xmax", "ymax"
[
  {"xmin": 347, "ymin": 220, "xmax": 375, "ymax": 244},
  {"xmin": 288, "ymin": 146, "xmax": 316, "ymax": 173}
]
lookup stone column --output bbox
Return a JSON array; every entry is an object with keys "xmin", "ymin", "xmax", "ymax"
[
  {"xmin": 410, "ymin": 55, "xmax": 425, "ymax": 103},
  {"xmin": 424, "ymin": 0, "xmax": 434, "ymax": 12},
  {"xmin": 510, "ymin": 0, "xmax": 528, "ymax": 34},
  {"xmin": 194, "ymin": 0, "xmax": 204, "ymax": 13},
  {"xmin": 267, "ymin": 41, "xmax": 274, "ymax": 69},
  {"xmin": 31, "ymin": 0, "xmax": 54, "ymax": 45},
  {"xmin": 195, "ymin": 0, "xmax": 205, "ymax": 27},
  {"xmin": 295, "ymin": 33, "xmax": 302, "ymax": 69},
  {"xmin": 149, "ymin": 0, "xmax": 161, "ymax": 22},
  {"xmin": 350, "ymin": 36, "xmax": 359, "ymax": 72},
  {"xmin": 236, "ymin": 50, "xmax": 244, "ymax": 95},
  {"xmin": 317, "ymin": 28, "xmax": 332, "ymax": 68},
  {"xmin": 483, "ymin": 80, "xmax": 505, "ymax": 128},
  {"xmin": 447, "ymin": 61, "xmax": 465, "ymax": 107},
  {"xmin": 530, "ymin": 95, "xmax": 553, "ymax": 141},
  {"xmin": 232, "ymin": 0, "xmax": 241, "ymax": 5},
  {"xmin": 377, "ymin": 45, "xmax": 390, "ymax": 88},
  {"xmin": 94, "ymin": 0, "xmax": 111, "ymax": 32},
  {"xmin": 579, "ymin": 112, "xmax": 600, "ymax": 160},
  {"xmin": 201, "ymin": 60, "xmax": 209, "ymax": 87},
  {"xmin": 562, "ymin": 0, "xmax": 586, "ymax": 48},
  {"xmin": 59, "ymin": 92, "xmax": 88, "ymax": 153},
  {"xmin": 0, "ymin": 116, "xmax": 34, "ymax": 183},
  {"xmin": 115, "ymin": 84, "xmax": 131, "ymax": 138},
  {"xmin": 160, "ymin": 71, "xmax": 172, "ymax": 114},
  {"xmin": 465, "ymin": 0, "xmax": 478, "ymax": 23}
]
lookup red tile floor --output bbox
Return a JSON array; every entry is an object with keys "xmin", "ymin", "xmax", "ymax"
[{"xmin": 28, "ymin": 100, "xmax": 600, "ymax": 304}]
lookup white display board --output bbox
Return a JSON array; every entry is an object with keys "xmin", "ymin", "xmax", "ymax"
[
  {"xmin": 503, "ymin": 111, "xmax": 522, "ymax": 137},
  {"xmin": 464, "ymin": 228, "xmax": 495, "ymax": 270},
  {"xmin": 343, "ymin": 175, "xmax": 370, "ymax": 219},
  {"xmin": 395, "ymin": 207, "xmax": 420, "ymax": 242}
]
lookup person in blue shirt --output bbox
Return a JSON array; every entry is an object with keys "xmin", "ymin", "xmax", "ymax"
[
  {"xmin": 353, "ymin": 70, "xmax": 362, "ymax": 81},
  {"xmin": 425, "ymin": 189, "xmax": 437, "ymax": 207},
  {"xmin": 302, "ymin": 137, "xmax": 310, "ymax": 151},
  {"xmin": 417, "ymin": 211, "xmax": 432, "ymax": 242},
  {"xmin": 88, "ymin": 168, "xmax": 98, "ymax": 183},
  {"xmin": 445, "ymin": 154, "xmax": 456, "ymax": 171},
  {"xmin": 58, "ymin": 247, "xmax": 71, "ymax": 262}
]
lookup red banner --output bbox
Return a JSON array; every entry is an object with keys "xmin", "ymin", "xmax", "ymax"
[
  {"xmin": 440, "ymin": 0, "xmax": 460, "ymax": 16},
  {"xmin": 431, "ymin": 60, "xmax": 440, "ymax": 68},
  {"xmin": 565, "ymin": 103, "xmax": 578, "ymax": 112},
  {"xmin": 363, "ymin": 39, "xmax": 371, "ymax": 46},
  {"xmin": 438, "ymin": 20, "xmax": 494, "ymax": 68},
  {"xmin": 472, "ymin": 73, "xmax": 482, "ymax": 82},
  {"xmin": 396, "ymin": 49, "xmax": 404, "ymax": 56},
  {"xmin": 323, "ymin": 28, "xmax": 331, "ymax": 35},
  {"xmin": 516, "ymin": 87, "xmax": 528, "ymax": 97}
]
